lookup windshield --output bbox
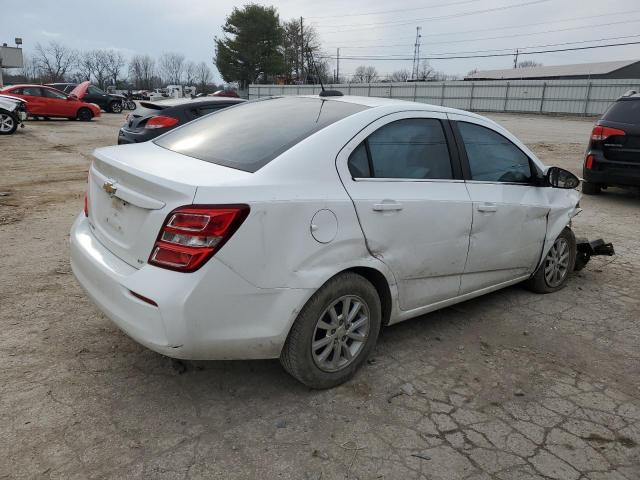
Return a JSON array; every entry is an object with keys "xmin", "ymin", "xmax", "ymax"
[
  {"xmin": 88, "ymin": 86, "xmax": 106, "ymax": 95},
  {"xmin": 154, "ymin": 97, "xmax": 369, "ymax": 172}
]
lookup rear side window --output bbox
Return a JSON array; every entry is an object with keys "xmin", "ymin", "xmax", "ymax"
[
  {"xmin": 155, "ymin": 97, "xmax": 368, "ymax": 172},
  {"xmin": 602, "ymin": 100, "xmax": 640, "ymax": 124},
  {"xmin": 458, "ymin": 122, "xmax": 532, "ymax": 183},
  {"xmin": 348, "ymin": 118, "xmax": 453, "ymax": 179},
  {"xmin": 16, "ymin": 87, "xmax": 42, "ymax": 96}
]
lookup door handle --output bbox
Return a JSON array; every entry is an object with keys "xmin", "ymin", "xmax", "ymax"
[
  {"xmin": 477, "ymin": 202, "xmax": 497, "ymax": 213},
  {"xmin": 373, "ymin": 201, "xmax": 403, "ymax": 212}
]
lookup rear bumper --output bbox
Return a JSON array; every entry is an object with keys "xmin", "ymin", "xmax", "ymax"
[
  {"xmin": 584, "ymin": 163, "xmax": 640, "ymax": 187},
  {"xmin": 118, "ymin": 128, "xmax": 154, "ymax": 145},
  {"xmin": 70, "ymin": 214, "xmax": 312, "ymax": 360}
]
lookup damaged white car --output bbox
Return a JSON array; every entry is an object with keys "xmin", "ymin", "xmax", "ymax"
[
  {"xmin": 71, "ymin": 94, "xmax": 590, "ymax": 388},
  {"xmin": 0, "ymin": 94, "xmax": 27, "ymax": 135}
]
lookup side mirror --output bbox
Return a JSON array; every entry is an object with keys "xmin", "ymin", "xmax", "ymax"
[{"xmin": 546, "ymin": 166, "xmax": 580, "ymax": 189}]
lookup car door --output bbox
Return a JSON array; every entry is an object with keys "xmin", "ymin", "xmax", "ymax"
[
  {"xmin": 336, "ymin": 112, "xmax": 473, "ymax": 311},
  {"xmin": 449, "ymin": 114, "xmax": 550, "ymax": 294},
  {"xmin": 42, "ymin": 87, "xmax": 74, "ymax": 117},
  {"xmin": 11, "ymin": 87, "xmax": 47, "ymax": 115}
]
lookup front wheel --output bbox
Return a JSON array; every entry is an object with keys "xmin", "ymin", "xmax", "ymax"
[
  {"xmin": 77, "ymin": 108, "xmax": 93, "ymax": 121},
  {"xmin": 0, "ymin": 110, "xmax": 18, "ymax": 135},
  {"xmin": 280, "ymin": 272, "xmax": 381, "ymax": 389},
  {"xmin": 109, "ymin": 101, "xmax": 123, "ymax": 113},
  {"xmin": 525, "ymin": 227, "xmax": 576, "ymax": 293}
]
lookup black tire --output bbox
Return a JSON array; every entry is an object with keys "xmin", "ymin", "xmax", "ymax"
[
  {"xmin": 0, "ymin": 110, "xmax": 18, "ymax": 135},
  {"xmin": 126, "ymin": 100, "xmax": 136, "ymax": 110},
  {"xmin": 280, "ymin": 272, "xmax": 381, "ymax": 389},
  {"xmin": 109, "ymin": 101, "xmax": 122, "ymax": 113},
  {"xmin": 582, "ymin": 181, "xmax": 601, "ymax": 195},
  {"xmin": 77, "ymin": 108, "xmax": 93, "ymax": 121},
  {"xmin": 525, "ymin": 227, "xmax": 576, "ymax": 294}
]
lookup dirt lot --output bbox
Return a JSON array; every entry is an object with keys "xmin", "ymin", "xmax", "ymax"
[{"xmin": 1, "ymin": 111, "xmax": 639, "ymax": 480}]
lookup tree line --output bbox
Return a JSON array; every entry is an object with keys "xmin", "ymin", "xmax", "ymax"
[{"xmin": 7, "ymin": 41, "xmax": 217, "ymax": 93}]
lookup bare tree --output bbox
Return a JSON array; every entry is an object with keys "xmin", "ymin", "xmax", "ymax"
[
  {"xmin": 195, "ymin": 61, "xmax": 212, "ymax": 93},
  {"xmin": 390, "ymin": 68, "xmax": 411, "ymax": 82},
  {"xmin": 33, "ymin": 41, "xmax": 76, "ymax": 82},
  {"xmin": 159, "ymin": 52, "xmax": 185, "ymax": 85},
  {"xmin": 76, "ymin": 50, "xmax": 94, "ymax": 82},
  {"xmin": 183, "ymin": 61, "xmax": 197, "ymax": 85},
  {"xmin": 105, "ymin": 50, "xmax": 126, "ymax": 87},
  {"xmin": 352, "ymin": 65, "xmax": 378, "ymax": 83},
  {"xmin": 129, "ymin": 54, "xmax": 155, "ymax": 90},
  {"xmin": 417, "ymin": 62, "xmax": 435, "ymax": 81},
  {"xmin": 89, "ymin": 50, "xmax": 110, "ymax": 89},
  {"xmin": 19, "ymin": 55, "xmax": 40, "ymax": 83},
  {"xmin": 518, "ymin": 60, "xmax": 542, "ymax": 69}
]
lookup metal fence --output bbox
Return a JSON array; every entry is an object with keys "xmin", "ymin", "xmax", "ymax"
[{"xmin": 248, "ymin": 79, "xmax": 640, "ymax": 116}]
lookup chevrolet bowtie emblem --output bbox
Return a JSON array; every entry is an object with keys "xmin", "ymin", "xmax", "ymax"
[{"xmin": 103, "ymin": 181, "xmax": 117, "ymax": 196}]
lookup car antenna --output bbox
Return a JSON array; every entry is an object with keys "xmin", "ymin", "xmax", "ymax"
[{"xmin": 306, "ymin": 45, "xmax": 343, "ymax": 98}]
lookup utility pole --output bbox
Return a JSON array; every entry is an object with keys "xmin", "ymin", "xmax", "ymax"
[
  {"xmin": 300, "ymin": 16, "xmax": 304, "ymax": 84},
  {"xmin": 513, "ymin": 49, "xmax": 519, "ymax": 69},
  {"xmin": 412, "ymin": 26, "xmax": 422, "ymax": 80},
  {"xmin": 336, "ymin": 47, "xmax": 340, "ymax": 83}
]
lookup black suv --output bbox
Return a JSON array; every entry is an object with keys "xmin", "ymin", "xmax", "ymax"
[
  {"xmin": 583, "ymin": 91, "xmax": 640, "ymax": 194},
  {"xmin": 46, "ymin": 83, "xmax": 125, "ymax": 113}
]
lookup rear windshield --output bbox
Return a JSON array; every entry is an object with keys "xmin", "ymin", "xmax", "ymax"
[
  {"xmin": 154, "ymin": 96, "xmax": 369, "ymax": 172},
  {"xmin": 602, "ymin": 100, "xmax": 640, "ymax": 124}
]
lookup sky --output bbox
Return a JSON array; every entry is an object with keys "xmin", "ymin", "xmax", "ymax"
[{"xmin": 2, "ymin": 0, "xmax": 640, "ymax": 83}]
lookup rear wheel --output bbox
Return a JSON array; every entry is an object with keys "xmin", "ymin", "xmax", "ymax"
[
  {"xmin": 77, "ymin": 108, "xmax": 93, "ymax": 121},
  {"xmin": 109, "ymin": 101, "xmax": 122, "ymax": 113},
  {"xmin": 280, "ymin": 272, "xmax": 381, "ymax": 389},
  {"xmin": 0, "ymin": 110, "xmax": 18, "ymax": 135},
  {"xmin": 525, "ymin": 227, "xmax": 576, "ymax": 293},
  {"xmin": 582, "ymin": 181, "xmax": 601, "ymax": 195}
]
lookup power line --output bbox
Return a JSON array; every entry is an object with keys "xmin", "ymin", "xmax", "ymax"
[
  {"xmin": 319, "ymin": 7, "xmax": 640, "ymax": 42},
  {"xmin": 305, "ymin": 0, "xmax": 482, "ymax": 19},
  {"xmin": 320, "ymin": 41, "xmax": 640, "ymax": 61},
  {"xmin": 324, "ymin": 33, "xmax": 640, "ymax": 59},
  {"xmin": 311, "ymin": 0, "xmax": 550, "ymax": 34}
]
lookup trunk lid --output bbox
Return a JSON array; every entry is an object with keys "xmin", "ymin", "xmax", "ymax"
[
  {"xmin": 599, "ymin": 120, "xmax": 640, "ymax": 163},
  {"xmin": 87, "ymin": 142, "xmax": 250, "ymax": 268}
]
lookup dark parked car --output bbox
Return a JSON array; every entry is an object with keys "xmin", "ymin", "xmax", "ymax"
[
  {"xmin": 46, "ymin": 82, "xmax": 125, "ymax": 113},
  {"xmin": 583, "ymin": 90, "xmax": 640, "ymax": 194},
  {"xmin": 117, "ymin": 96, "xmax": 245, "ymax": 144}
]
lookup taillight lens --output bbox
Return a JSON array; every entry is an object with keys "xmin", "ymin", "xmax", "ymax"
[
  {"xmin": 149, "ymin": 205, "xmax": 249, "ymax": 272},
  {"xmin": 83, "ymin": 191, "xmax": 89, "ymax": 217},
  {"xmin": 585, "ymin": 154, "xmax": 595, "ymax": 170},
  {"xmin": 145, "ymin": 115, "xmax": 179, "ymax": 129},
  {"xmin": 591, "ymin": 126, "xmax": 626, "ymax": 141}
]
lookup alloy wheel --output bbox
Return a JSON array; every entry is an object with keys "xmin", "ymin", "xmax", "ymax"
[
  {"xmin": 0, "ymin": 114, "xmax": 15, "ymax": 133},
  {"xmin": 311, "ymin": 295, "xmax": 370, "ymax": 372},
  {"xmin": 544, "ymin": 237, "xmax": 570, "ymax": 287}
]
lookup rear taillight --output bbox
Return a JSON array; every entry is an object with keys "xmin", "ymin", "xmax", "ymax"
[
  {"xmin": 585, "ymin": 154, "xmax": 595, "ymax": 170},
  {"xmin": 145, "ymin": 115, "xmax": 179, "ymax": 129},
  {"xmin": 83, "ymin": 191, "xmax": 89, "ymax": 217},
  {"xmin": 149, "ymin": 205, "xmax": 249, "ymax": 272},
  {"xmin": 591, "ymin": 126, "xmax": 626, "ymax": 141}
]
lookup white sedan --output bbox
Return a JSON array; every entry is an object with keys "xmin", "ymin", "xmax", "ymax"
[{"xmin": 70, "ymin": 94, "xmax": 581, "ymax": 388}]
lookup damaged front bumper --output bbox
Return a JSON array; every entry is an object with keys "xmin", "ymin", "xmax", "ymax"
[{"xmin": 574, "ymin": 238, "xmax": 615, "ymax": 271}]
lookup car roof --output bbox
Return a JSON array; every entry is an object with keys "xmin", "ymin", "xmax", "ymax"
[
  {"xmin": 144, "ymin": 97, "xmax": 245, "ymax": 107},
  {"xmin": 297, "ymin": 94, "xmax": 486, "ymax": 119},
  {"xmin": 1, "ymin": 84, "xmax": 54, "ymax": 90}
]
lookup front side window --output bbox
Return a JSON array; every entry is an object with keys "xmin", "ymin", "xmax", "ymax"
[
  {"xmin": 348, "ymin": 118, "xmax": 453, "ymax": 180},
  {"xmin": 43, "ymin": 88, "xmax": 67, "ymax": 100},
  {"xmin": 458, "ymin": 122, "xmax": 532, "ymax": 183}
]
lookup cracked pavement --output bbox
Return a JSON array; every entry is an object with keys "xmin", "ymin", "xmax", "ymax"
[{"xmin": 1, "ymin": 113, "xmax": 639, "ymax": 479}]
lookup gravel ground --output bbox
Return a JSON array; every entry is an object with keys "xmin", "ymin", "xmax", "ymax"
[{"xmin": 1, "ymin": 111, "xmax": 639, "ymax": 480}]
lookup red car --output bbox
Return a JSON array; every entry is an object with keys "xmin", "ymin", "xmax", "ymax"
[{"xmin": 0, "ymin": 83, "xmax": 102, "ymax": 121}]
